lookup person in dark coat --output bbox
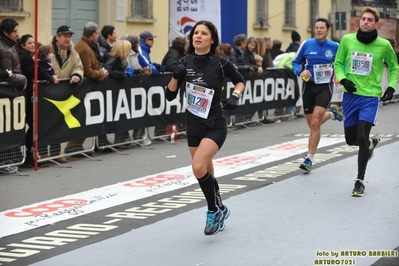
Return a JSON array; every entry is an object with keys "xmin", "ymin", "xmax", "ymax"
[
  {"xmin": 161, "ymin": 36, "xmax": 187, "ymax": 72},
  {"xmin": 285, "ymin": 30, "xmax": 301, "ymax": 53},
  {"xmin": 270, "ymin": 39, "xmax": 284, "ymax": 59}
]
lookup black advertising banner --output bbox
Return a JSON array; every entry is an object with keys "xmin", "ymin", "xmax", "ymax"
[
  {"xmin": 29, "ymin": 69, "xmax": 298, "ymax": 147},
  {"xmin": 226, "ymin": 68, "xmax": 300, "ymax": 116},
  {"xmin": 0, "ymin": 85, "xmax": 26, "ymax": 152},
  {"xmin": 37, "ymin": 74, "xmax": 186, "ymax": 146}
]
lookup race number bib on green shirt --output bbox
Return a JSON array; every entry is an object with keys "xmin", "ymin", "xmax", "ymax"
[{"xmin": 350, "ymin": 51, "xmax": 373, "ymax": 76}]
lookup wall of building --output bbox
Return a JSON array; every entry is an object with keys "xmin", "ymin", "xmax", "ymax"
[
  {"xmin": 3, "ymin": 0, "xmax": 395, "ymax": 64},
  {"xmin": 246, "ymin": 0, "xmax": 332, "ymax": 51}
]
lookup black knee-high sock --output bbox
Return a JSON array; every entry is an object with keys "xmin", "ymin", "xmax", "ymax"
[
  {"xmin": 213, "ymin": 178, "xmax": 224, "ymax": 210},
  {"xmin": 198, "ymin": 172, "xmax": 217, "ymax": 212},
  {"xmin": 357, "ymin": 121, "xmax": 372, "ymax": 180}
]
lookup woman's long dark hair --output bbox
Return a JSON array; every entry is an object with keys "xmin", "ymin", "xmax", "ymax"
[
  {"xmin": 15, "ymin": 34, "xmax": 34, "ymax": 54},
  {"xmin": 187, "ymin": 20, "xmax": 220, "ymax": 55}
]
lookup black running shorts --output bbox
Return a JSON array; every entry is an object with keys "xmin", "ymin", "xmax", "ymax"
[
  {"xmin": 302, "ymin": 81, "xmax": 333, "ymax": 114},
  {"xmin": 186, "ymin": 118, "xmax": 227, "ymax": 149}
]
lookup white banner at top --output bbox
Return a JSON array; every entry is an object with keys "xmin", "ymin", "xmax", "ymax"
[{"xmin": 169, "ymin": 0, "xmax": 221, "ymax": 45}]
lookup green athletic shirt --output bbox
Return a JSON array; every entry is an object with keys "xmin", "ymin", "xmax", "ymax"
[{"xmin": 334, "ymin": 33, "xmax": 398, "ymax": 97}]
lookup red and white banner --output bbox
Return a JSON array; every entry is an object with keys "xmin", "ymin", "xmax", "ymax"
[{"xmin": 169, "ymin": 0, "xmax": 221, "ymax": 44}]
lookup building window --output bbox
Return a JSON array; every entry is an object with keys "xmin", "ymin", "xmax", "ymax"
[
  {"xmin": 309, "ymin": 0, "xmax": 319, "ymax": 29},
  {"xmin": 0, "ymin": 0, "xmax": 23, "ymax": 11},
  {"xmin": 284, "ymin": 0, "xmax": 296, "ymax": 27},
  {"xmin": 131, "ymin": 0, "xmax": 153, "ymax": 19},
  {"xmin": 256, "ymin": 0, "xmax": 269, "ymax": 28}
]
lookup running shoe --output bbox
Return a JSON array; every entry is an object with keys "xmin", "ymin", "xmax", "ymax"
[
  {"xmin": 352, "ymin": 179, "xmax": 365, "ymax": 197},
  {"xmin": 299, "ymin": 157, "xmax": 312, "ymax": 172},
  {"xmin": 368, "ymin": 137, "xmax": 380, "ymax": 160},
  {"xmin": 329, "ymin": 104, "xmax": 344, "ymax": 122},
  {"xmin": 204, "ymin": 208, "xmax": 223, "ymax": 235},
  {"xmin": 219, "ymin": 205, "xmax": 231, "ymax": 231}
]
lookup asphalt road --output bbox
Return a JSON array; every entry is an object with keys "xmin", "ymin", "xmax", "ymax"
[{"xmin": 0, "ymin": 102, "xmax": 398, "ymax": 266}]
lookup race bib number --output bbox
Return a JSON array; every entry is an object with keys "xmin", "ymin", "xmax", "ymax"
[
  {"xmin": 350, "ymin": 52, "xmax": 373, "ymax": 76},
  {"xmin": 186, "ymin": 82, "xmax": 214, "ymax": 119},
  {"xmin": 313, "ymin": 64, "xmax": 333, "ymax": 84}
]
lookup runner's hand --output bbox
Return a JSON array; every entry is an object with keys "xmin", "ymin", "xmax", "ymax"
[
  {"xmin": 340, "ymin": 79, "xmax": 357, "ymax": 93},
  {"xmin": 223, "ymin": 95, "xmax": 239, "ymax": 110},
  {"xmin": 381, "ymin": 87, "xmax": 395, "ymax": 102},
  {"xmin": 173, "ymin": 64, "xmax": 186, "ymax": 80}
]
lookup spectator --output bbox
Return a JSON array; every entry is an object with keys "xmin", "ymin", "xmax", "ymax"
[
  {"xmin": 139, "ymin": 30, "xmax": 165, "ymax": 74},
  {"xmin": 47, "ymin": 25, "xmax": 84, "ymax": 159},
  {"xmin": 270, "ymin": 38, "xmax": 285, "ymax": 118},
  {"xmin": 161, "ymin": 36, "xmax": 187, "ymax": 72},
  {"xmin": 104, "ymin": 40, "xmax": 132, "ymax": 149},
  {"xmin": 270, "ymin": 39, "xmax": 284, "ymax": 59},
  {"xmin": 0, "ymin": 19, "xmax": 27, "ymax": 168},
  {"xmin": 285, "ymin": 30, "xmax": 301, "ymax": 53},
  {"xmin": 216, "ymin": 43, "xmax": 232, "ymax": 58},
  {"xmin": 229, "ymin": 34, "xmax": 258, "ymax": 74},
  {"xmin": 245, "ymin": 37, "xmax": 263, "ymax": 74},
  {"xmin": 263, "ymin": 37, "xmax": 274, "ymax": 68},
  {"xmin": 254, "ymin": 53, "xmax": 263, "ymax": 67},
  {"xmin": 15, "ymin": 34, "xmax": 35, "ymax": 167},
  {"xmin": 0, "ymin": 18, "xmax": 27, "ymax": 89},
  {"xmin": 98, "ymin": 25, "xmax": 117, "ymax": 64},
  {"xmin": 38, "ymin": 45, "xmax": 59, "ymax": 83},
  {"xmin": 105, "ymin": 40, "xmax": 131, "ymax": 78},
  {"xmin": 120, "ymin": 34, "xmax": 152, "ymax": 145},
  {"xmin": 254, "ymin": 38, "xmax": 266, "ymax": 65},
  {"xmin": 65, "ymin": 22, "xmax": 111, "ymax": 155},
  {"xmin": 121, "ymin": 34, "xmax": 152, "ymax": 75},
  {"xmin": 49, "ymin": 25, "xmax": 83, "ymax": 85}
]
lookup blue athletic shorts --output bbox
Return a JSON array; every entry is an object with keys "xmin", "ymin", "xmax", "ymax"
[{"xmin": 342, "ymin": 93, "xmax": 379, "ymax": 127}]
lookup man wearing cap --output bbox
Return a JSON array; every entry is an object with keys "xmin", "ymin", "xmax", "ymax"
[
  {"xmin": 44, "ymin": 25, "xmax": 84, "ymax": 161},
  {"xmin": 50, "ymin": 25, "xmax": 84, "ymax": 84},
  {"xmin": 139, "ymin": 30, "xmax": 165, "ymax": 75}
]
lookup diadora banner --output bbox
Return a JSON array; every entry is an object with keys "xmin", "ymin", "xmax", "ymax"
[
  {"xmin": 169, "ymin": 0, "xmax": 221, "ymax": 43},
  {"xmin": 0, "ymin": 86, "xmax": 26, "ymax": 151},
  {"xmin": 0, "ymin": 70, "xmax": 299, "ymax": 150}
]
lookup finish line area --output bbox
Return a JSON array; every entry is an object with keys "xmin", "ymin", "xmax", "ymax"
[{"xmin": 0, "ymin": 137, "xmax": 398, "ymax": 266}]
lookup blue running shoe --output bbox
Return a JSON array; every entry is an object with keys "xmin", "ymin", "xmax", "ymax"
[
  {"xmin": 329, "ymin": 104, "xmax": 344, "ymax": 122},
  {"xmin": 204, "ymin": 208, "xmax": 223, "ymax": 235},
  {"xmin": 368, "ymin": 137, "xmax": 380, "ymax": 160},
  {"xmin": 219, "ymin": 205, "xmax": 231, "ymax": 231},
  {"xmin": 299, "ymin": 157, "xmax": 312, "ymax": 172},
  {"xmin": 352, "ymin": 180, "xmax": 365, "ymax": 197}
]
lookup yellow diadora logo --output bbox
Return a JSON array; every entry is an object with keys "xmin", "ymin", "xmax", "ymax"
[{"xmin": 44, "ymin": 95, "xmax": 81, "ymax": 128}]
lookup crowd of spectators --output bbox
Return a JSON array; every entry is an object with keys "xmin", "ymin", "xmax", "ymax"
[{"xmin": 0, "ymin": 17, "xmax": 317, "ymax": 172}]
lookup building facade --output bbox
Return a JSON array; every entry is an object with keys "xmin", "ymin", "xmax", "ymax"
[{"xmin": 0, "ymin": 0, "xmax": 396, "ymax": 63}]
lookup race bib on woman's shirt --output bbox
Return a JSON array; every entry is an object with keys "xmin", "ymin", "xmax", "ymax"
[
  {"xmin": 350, "ymin": 51, "xmax": 373, "ymax": 76},
  {"xmin": 186, "ymin": 82, "xmax": 214, "ymax": 119}
]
